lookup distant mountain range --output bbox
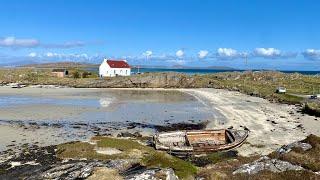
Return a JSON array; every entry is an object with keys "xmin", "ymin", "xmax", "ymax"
[
  {"xmin": 19, "ymin": 62, "xmax": 97, "ymax": 68},
  {"xmin": 131, "ymin": 64, "xmax": 236, "ymax": 70},
  {"xmin": 0, "ymin": 60, "xmax": 40, "ymax": 67},
  {"xmin": 1, "ymin": 61, "xmax": 236, "ymax": 70}
]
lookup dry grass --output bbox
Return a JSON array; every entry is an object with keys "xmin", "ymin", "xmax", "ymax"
[
  {"xmin": 272, "ymin": 135, "xmax": 320, "ymax": 172},
  {"xmin": 231, "ymin": 170, "xmax": 319, "ymax": 180}
]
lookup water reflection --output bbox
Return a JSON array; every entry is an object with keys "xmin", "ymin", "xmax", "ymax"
[
  {"xmin": 99, "ymin": 97, "xmax": 115, "ymax": 107},
  {"xmin": 0, "ymin": 89, "xmax": 212, "ymax": 124}
]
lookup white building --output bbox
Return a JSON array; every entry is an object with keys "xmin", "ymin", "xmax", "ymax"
[{"xmin": 99, "ymin": 59, "xmax": 131, "ymax": 77}]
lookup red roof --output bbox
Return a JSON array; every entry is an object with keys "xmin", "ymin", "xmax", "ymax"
[{"xmin": 106, "ymin": 60, "xmax": 130, "ymax": 68}]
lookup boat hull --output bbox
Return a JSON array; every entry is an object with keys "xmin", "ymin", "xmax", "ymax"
[{"xmin": 153, "ymin": 129, "xmax": 248, "ymax": 155}]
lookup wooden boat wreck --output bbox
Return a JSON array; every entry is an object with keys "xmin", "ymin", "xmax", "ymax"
[{"xmin": 153, "ymin": 129, "xmax": 248, "ymax": 155}]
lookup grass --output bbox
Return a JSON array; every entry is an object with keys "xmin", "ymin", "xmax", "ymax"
[
  {"xmin": 197, "ymin": 152, "xmax": 320, "ymax": 180},
  {"xmin": 197, "ymin": 135, "xmax": 320, "ymax": 179},
  {"xmin": 57, "ymin": 136, "xmax": 198, "ymax": 179},
  {"xmin": 188, "ymin": 151, "xmax": 238, "ymax": 167},
  {"xmin": 57, "ymin": 137, "xmax": 150, "ymax": 160},
  {"xmin": 304, "ymin": 102, "xmax": 320, "ymax": 117},
  {"xmin": 57, "ymin": 141, "xmax": 114, "ymax": 160},
  {"xmin": 1, "ymin": 68, "xmax": 320, "ymax": 101},
  {"xmin": 34, "ymin": 135, "xmax": 320, "ymax": 179},
  {"xmin": 142, "ymin": 151, "xmax": 197, "ymax": 179},
  {"xmin": 93, "ymin": 136, "xmax": 149, "ymax": 151},
  {"xmin": 273, "ymin": 135, "xmax": 320, "ymax": 172},
  {"xmin": 231, "ymin": 170, "xmax": 319, "ymax": 180},
  {"xmin": 196, "ymin": 155, "xmax": 260, "ymax": 179},
  {"xmin": 275, "ymin": 94, "xmax": 304, "ymax": 104}
]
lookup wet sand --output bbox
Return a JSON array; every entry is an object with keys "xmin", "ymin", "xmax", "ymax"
[
  {"xmin": 181, "ymin": 88, "xmax": 320, "ymax": 156},
  {"xmin": 1, "ymin": 87, "xmax": 319, "ymax": 157},
  {"xmin": 0, "ymin": 87, "xmax": 211, "ymax": 151}
]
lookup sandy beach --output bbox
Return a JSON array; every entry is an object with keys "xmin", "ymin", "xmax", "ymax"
[
  {"xmin": 180, "ymin": 88, "xmax": 320, "ymax": 156},
  {"xmin": 0, "ymin": 87, "xmax": 319, "ymax": 157}
]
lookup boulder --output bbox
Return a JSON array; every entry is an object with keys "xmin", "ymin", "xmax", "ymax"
[
  {"xmin": 233, "ymin": 156, "xmax": 304, "ymax": 175},
  {"xmin": 40, "ymin": 161, "xmax": 106, "ymax": 180},
  {"xmin": 125, "ymin": 168, "xmax": 178, "ymax": 180},
  {"xmin": 277, "ymin": 142, "xmax": 312, "ymax": 154}
]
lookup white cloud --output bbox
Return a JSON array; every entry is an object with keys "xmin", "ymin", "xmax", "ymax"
[
  {"xmin": 198, "ymin": 50, "xmax": 209, "ymax": 59},
  {"xmin": 26, "ymin": 52, "xmax": 98, "ymax": 62},
  {"xmin": 176, "ymin": 50, "xmax": 184, "ymax": 58},
  {"xmin": 46, "ymin": 52, "xmax": 62, "ymax": 57},
  {"xmin": 302, "ymin": 49, "xmax": 320, "ymax": 60},
  {"xmin": 253, "ymin": 48, "xmax": 281, "ymax": 58},
  {"xmin": 43, "ymin": 41, "xmax": 85, "ymax": 48},
  {"xmin": 0, "ymin": 36, "xmax": 92, "ymax": 49},
  {"xmin": 253, "ymin": 48, "xmax": 297, "ymax": 59},
  {"xmin": 142, "ymin": 50, "xmax": 153, "ymax": 57},
  {"xmin": 0, "ymin": 37, "xmax": 39, "ymax": 48},
  {"xmin": 28, "ymin": 52, "xmax": 37, "ymax": 57},
  {"xmin": 217, "ymin": 48, "xmax": 238, "ymax": 57},
  {"xmin": 216, "ymin": 48, "xmax": 244, "ymax": 59},
  {"xmin": 167, "ymin": 59, "xmax": 186, "ymax": 65},
  {"xmin": 79, "ymin": 53, "xmax": 88, "ymax": 58}
]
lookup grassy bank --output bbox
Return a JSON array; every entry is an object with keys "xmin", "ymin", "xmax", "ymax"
[
  {"xmin": 56, "ymin": 135, "xmax": 320, "ymax": 179},
  {"xmin": 303, "ymin": 102, "xmax": 320, "ymax": 117},
  {"xmin": 57, "ymin": 136, "xmax": 197, "ymax": 179},
  {"xmin": 1, "ymin": 67, "xmax": 320, "ymax": 112}
]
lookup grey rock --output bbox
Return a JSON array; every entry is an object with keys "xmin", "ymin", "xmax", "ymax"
[
  {"xmin": 277, "ymin": 142, "xmax": 312, "ymax": 154},
  {"xmin": 106, "ymin": 159, "xmax": 136, "ymax": 172},
  {"xmin": 41, "ymin": 161, "xmax": 106, "ymax": 180},
  {"xmin": 165, "ymin": 168, "xmax": 179, "ymax": 180},
  {"xmin": 233, "ymin": 156, "xmax": 304, "ymax": 175},
  {"xmin": 125, "ymin": 168, "xmax": 178, "ymax": 180}
]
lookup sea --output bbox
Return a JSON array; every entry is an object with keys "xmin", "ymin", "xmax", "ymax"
[{"xmin": 86, "ymin": 67, "xmax": 320, "ymax": 75}]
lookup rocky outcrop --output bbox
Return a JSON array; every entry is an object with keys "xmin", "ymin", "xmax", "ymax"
[
  {"xmin": 124, "ymin": 168, "xmax": 178, "ymax": 180},
  {"xmin": 277, "ymin": 141, "xmax": 312, "ymax": 154},
  {"xmin": 0, "ymin": 144, "xmax": 178, "ymax": 180},
  {"xmin": 232, "ymin": 156, "xmax": 304, "ymax": 175},
  {"xmin": 38, "ymin": 161, "xmax": 107, "ymax": 180}
]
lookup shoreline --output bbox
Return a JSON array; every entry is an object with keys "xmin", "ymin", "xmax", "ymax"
[
  {"xmin": 0, "ymin": 87, "xmax": 319, "ymax": 157},
  {"xmin": 179, "ymin": 88, "xmax": 320, "ymax": 156}
]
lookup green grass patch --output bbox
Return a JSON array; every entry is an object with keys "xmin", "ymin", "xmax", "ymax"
[
  {"xmin": 142, "ymin": 151, "xmax": 197, "ymax": 179},
  {"xmin": 93, "ymin": 136, "xmax": 151, "ymax": 151},
  {"xmin": 57, "ymin": 137, "xmax": 152, "ymax": 160},
  {"xmin": 57, "ymin": 141, "xmax": 112, "ymax": 160},
  {"xmin": 188, "ymin": 151, "xmax": 238, "ymax": 167},
  {"xmin": 57, "ymin": 136, "xmax": 198, "ymax": 179},
  {"xmin": 275, "ymin": 94, "xmax": 304, "ymax": 104}
]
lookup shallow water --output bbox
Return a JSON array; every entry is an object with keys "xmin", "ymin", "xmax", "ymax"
[
  {"xmin": 0, "ymin": 89, "xmax": 213, "ymax": 125},
  {"xmin": 0, "ymin": 88, "xmax": 214, "ymax": 151}
]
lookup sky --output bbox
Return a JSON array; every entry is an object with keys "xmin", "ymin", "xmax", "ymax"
[{"xmin": 0, "ymin": 0, "xmax": 320, "ymax": 70}]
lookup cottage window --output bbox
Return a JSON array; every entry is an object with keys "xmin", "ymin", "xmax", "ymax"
[
  {"xmin": 114, "ymin": 70, "xmax": 116, "ymax": 74},
  {"xmin": 126, "ymin": 70, "xmax": 127, "ymax": 74}
]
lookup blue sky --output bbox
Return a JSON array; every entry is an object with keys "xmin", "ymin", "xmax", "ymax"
[{"xmin": 0, "ymin": 0, "xmax": 320, "ymax": 70}]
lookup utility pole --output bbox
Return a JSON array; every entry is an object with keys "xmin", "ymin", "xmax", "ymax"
[{"xmin": 243, "ymin": 54, "xmax": 248, "ymax": 92}]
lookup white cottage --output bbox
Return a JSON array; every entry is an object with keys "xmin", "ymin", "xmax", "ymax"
[{"xmin": 99, "ymin": 59, "xmax": 131, "ymax": 77}]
